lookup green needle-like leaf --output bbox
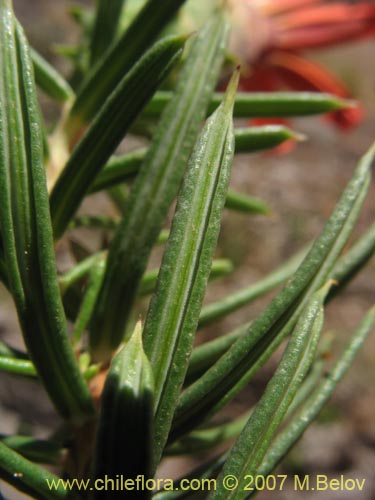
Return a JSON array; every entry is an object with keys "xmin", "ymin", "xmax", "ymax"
[
  {"xmin": 186, "ymin": 323, "xmax": 250, "ymax": 385},
  {"xmin": 328, "ymin": 221, "xmax": 375, "ymax": 300},
  {"xmin": 67, "ymin": 0, "xmax": 188, "ymax": 137},
  {"xmin": 0, "ymin": 356, "xmax": 36, "ymax": 377},
  {"xmin": 139, "ymin": 259, "xmax": 234, "ymax": 296},
  {"xmin": 171, "ymin": 143, "xmax": 374, "ymax": 438},
  {"xmin": 186, "ymin": 220, "xmax": 375, "ymax": 385},
  {"xmin": 91, "ymin": 126, "xmax": 300, "ymax": 193},
  {"xmin": 50, "ymin": 34, "xmax": 186, "ymax": 239},
  {"xmin": 0, "ymin": 341, "xmax": 27, "ymax": 359},
  {"xmin": 234, "ymin": 125, "xmax": 304, "ymax": 153},
  {"xmin": 90, "ymin": 147, "xmax": 148, "ymax": 192},
  {"xmin": 143, "ymin": 69, "xmax": 238, "ymax": 469},
  {"xmin": 209, "ymin": 285, "xmax": 328, "ymax": 500},
  {"xmin": 1, "ymin": 436, "xmax": 62, "ymax": 465},
  {"xmin": 199, "ymin": 248, "xmax": 307, "ymax": 327},
  {"xmin": 225, "ymin": 190, "xmax": 271, "ymax": 215},
  {"xmin": 59, "ymin": 251, "xmax": 106, "ymax": 294},
  {"xmin": 144, "ymin": 91, "xmax": 351, "ymax": 118},
  {"xmin": 257, "ymin": 307, "xmax": 375, "ymax": 487},
  {"xmin": 0, "ymin": 0, "xmax": 94, "ymax": 422},
  {"xmin": 166, "ymin": 412, "xmax": 250, "ymax": 456},
  {"xmin": 69, "ymin": 214, "xmax": 119, "ymax": 231},
  {"xmin": 89, "ymin": 16, "xmax": 230, "ymax": 361},
  {"xmin": 92, "ymin": 323, "xmax": 154, "ymax": 500},
  {"xmin": 89, "ymin": 0, "xmax": 127, "ymax": 65},
  {"xmin": 30, "ymin": 47, "xmax": 74, "ymax": 103},
  {"xmin": 72, "ymin": 259, "xmax": 106, "ymax": 346},
  {"xmin": 0, "ymin": 442, "xmax": 68, "ymax": 499},
  {"xmin": 198, "ymin": 219, "xmax": 375, "ymax": 328}
]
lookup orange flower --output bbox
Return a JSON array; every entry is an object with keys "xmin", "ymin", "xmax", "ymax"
[{"xmin": 229, "ymin": 0, "xmax": 375, "ymax": 130}]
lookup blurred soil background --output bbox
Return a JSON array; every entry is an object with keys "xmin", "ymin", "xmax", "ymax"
[{"xmin": 0, "ymin": 1, "xmax": 374, "ymax": 499}]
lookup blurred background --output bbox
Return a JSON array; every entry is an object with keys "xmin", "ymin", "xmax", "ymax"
[{"xmin": 0, "ymin": 1, "xmax": 374, "ymax": 498}]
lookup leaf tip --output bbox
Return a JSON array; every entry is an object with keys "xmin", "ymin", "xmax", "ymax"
[{"xmin": 223, "ymin": 66, "xmax": 241, "ymax": 113}]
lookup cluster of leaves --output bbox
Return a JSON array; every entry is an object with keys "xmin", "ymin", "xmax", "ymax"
[{"xmin": 0, "ymin": 1, "xmax": 374, "ymax": 499}]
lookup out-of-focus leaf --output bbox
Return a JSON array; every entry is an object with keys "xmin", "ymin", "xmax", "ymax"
[
  {"xmin": 185, "ymin": 323, "xmax": 250, "ymax": 385},
  {"xmin": 144, "ymin": 91, "xmax": 352, "ymax": 118},
  {"xmin": 0, "ymin": 357, "xmax": 36, "ymax": 377},
  {"xmin": 30, "ymin": 47, "xmax": 74, "ymax": 103},
  {"xmin": 166, "ymin": 412, "xmax": 250, "ymax": 456},
  {"xmin": 225, "ymin": 190, "xmax": 271, "ymax": 215},
  {"xmin": 66, "ymin": 0, "xmax": 188, "ymax": 138},
  {"xmin": 171, "ymin": 143, "xmax": 374, "ymax": 439},
  {"xmin": 72, "ymin": 260, "xmax": 106, "ymax": 346},
  {"xmin": 1, "ymin": 436, "xmax": 62, "ymax": 465},
  {"xmin": 50, "ymin": 34, "xmax": 186, "ymax": 239},
  {"xmin": 198, "ymin": 248, "xmax": 307, "ymax": 327},
  {"xmin": 91, "ymin": 126, "xmax": 301, "ymax": 193},
  {"xmin": 89, "ymin": 16, "xmax": 230, "ymax": 361},
  {"xmin": 89, "ymin": 0, "xmax": 127, "ymax": 65}
]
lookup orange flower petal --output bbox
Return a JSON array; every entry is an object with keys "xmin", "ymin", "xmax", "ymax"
[
  {"xmin": 253, "ymin": 0, "xmax": 322, "ymax": 17},
  {"xmin": 273, "ymin": 3, "xmax": 375, "ymax": 49},
  {"xmin": 276, "ymin": 22, "xmax": 375, "ymax": 50},
  {"xmin": 275, "ymin": 4, "xmax": 375, "ymax": 31},
  {"xmin": 266, "ymin": 51, "xmax": 364, "ymax": 129}
]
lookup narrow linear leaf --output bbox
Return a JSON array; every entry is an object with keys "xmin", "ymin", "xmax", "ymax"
[
  {"xmin": 172, "ymin": 143, "xmax": 374, "ymax": 438},
  {"xmin": 285, "ymin": 355, "xmax": 325, "ymax": 419},
  {"xmin": 59, "ymin": 251, "xmax": 106, "ymax": 294},
  {"xmin": 143, "ymin": 70, "xmax": 239, "ymax": 470},
  {"xmin": 107, "ymin": 184, "xmax": 130, "ymax": 214},
  {"xmin": 50, "ymin": 34, "xmax": 186, "ymax": 239},
  {"xmin": 92, "ymin": 323, "xmax": 154, "ymax": 500},
  {"xmin": 209, "ymin": 285, "xmax": 328, "ymax": 500},
  {"xmin": 0, "ymin": 0, "xmax": 94, "ymax": 421},
  {"xmin": 67, "ymin": 0, "xmax": 188, "ymax": 137},
  {"xmin": 257, "ymin": 307, "xmax": 375, "ymax": 485},
  {"xmin": 234, "ymin": 125, "xmax": 304, "ymax": 153},
  {"xmin": 0, "ymin": 356, "xmax": 36, "ymax": 377},
  {"xmin": 69, "ymin": 215, "xmax": 119, "ymax": 231},
  {"xmin": 199, "ymin": 247, "xmax": 307, "ymax": 327},
  {"xmin": 186, "ymin": 323, "xmax": 250, "ymax": 386},
  {"xmin": 198, "ymin": 219, "xmax": 375, "ymax": 328},
  {"xmin": 0, "ymin": 442, "xmax": 68, "ymax": 500},
  {"xmin": 89, "ymin": 16, "xmax": 230, "ymax": 361},
  {"xmin": 90, "ymin": 125, "xmax": 300, "ymax": 193},
  {"xmin": 1, "ymin": 436, "xmax": 62, "ymax": 465},
  {"xmin": 90, "ymin": 147, "xmax": 148, "ymax": 192},
  {"xmin": 59, "ymin": 227, "xmax": 172, "ymax": 295},
  {"xmin": 89, "ymin": 0, "xmax": 127, "ymax": 66},
  {"xmin": 225, "ymin": 190, "xmax": 271, "ymax": 215},
  {"xmin": 72, "ymin": 259, "xmax": 106, "ymax": 346},
  {"xmin": 166, "ymin": 412, "xmax": 250, "ymax": 456},
  {"xmin": 30, "ymin": 47, "xmax": 74, "ymax": 103},
  {"xmin": 329, "ymin": 221, "xmax": 375, "ymax": 300},
  {"xmin": 0, "ymin": 341, "xmax": 27, "ymax": 359},
  {"xmin": 144, "ymin": 91, "xmax": 351, "ymax": 118},
  {"xmin": 139, "ymin": 259, "xmax": 234, "ymax": 296}
]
